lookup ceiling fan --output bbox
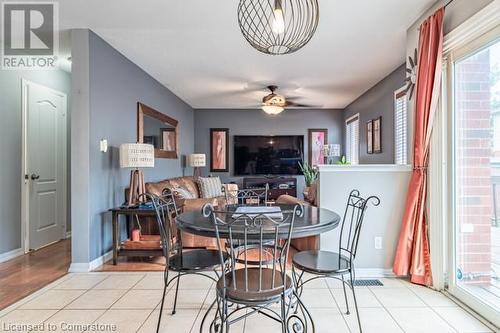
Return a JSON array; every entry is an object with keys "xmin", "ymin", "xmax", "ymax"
[{"xmin": 261, "ymin": 85, "xmax": 317, "ymax": 115}]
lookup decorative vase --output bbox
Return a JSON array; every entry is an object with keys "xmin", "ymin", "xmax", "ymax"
[{"xmin": 131, "ymin": 228, "xmax": 141, "ymax": 242}]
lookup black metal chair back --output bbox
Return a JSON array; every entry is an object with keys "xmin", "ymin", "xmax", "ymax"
[
  {"xmin": 222, "ymin": 184, "xmax": 269, "ymax": 206},
  {"xmin": 143, "ymin": 190, "xmax": 180, "ymax": 259},
  {"xmin": 203, "ymin": 204, "xmax": 303, "ymax": 300},
  {"xmin": 338, "ymin": 190, "xmax": 380, "ymax": 261}
]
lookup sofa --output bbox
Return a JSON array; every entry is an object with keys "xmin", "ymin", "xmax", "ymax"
[
  {"xmin": 145, "ymin": 176, "xmax": 236, "ymax": 248},
  {"xmin": 141, "ymin": 176, "xmax": 319, "ymax": 251}
]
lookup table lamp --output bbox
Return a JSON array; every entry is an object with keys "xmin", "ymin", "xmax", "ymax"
[
  {"xmin": 120, "ymin": 143, "xmax": 155, "ymax": 206},
  {"xmin": 189, "ymin": 154, "xmax": 206, "ymax": 179}
]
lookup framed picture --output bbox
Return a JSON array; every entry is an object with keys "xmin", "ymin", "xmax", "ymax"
[
  {"xmin": 210, "ymin": 128, "xmax": 229, "ymax": 172},
  {"xmin": 160, "ymin": 128, "xmax": 176, "ymax": 152},
  {"xmin": 373, "ymin": 117, "xmax": 382, "ymax": 153},
  {"xmin": 366, "ymin": 120, "xmax": 373, "ymax": 154},
  {"xmin": 308, "ymin": 129, "xmax": 328, "ymax": 167},
  {"xmin": 143, "ymin": 135, "xmax": 157, "ymax": 148}
]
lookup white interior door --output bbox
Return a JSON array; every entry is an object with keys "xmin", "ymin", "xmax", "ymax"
[{"xmin": 23, "ymin": 80, "xmax": 67, "ymax": 251}]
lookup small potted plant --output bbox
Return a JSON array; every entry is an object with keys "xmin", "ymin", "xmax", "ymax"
[
  {"xmin": 299, "ymin": 162, "xmax": 318, "ymax": 200},
  {"xmin": 337, "ymin": 156, "xmax": 350, "ymax": 165}
]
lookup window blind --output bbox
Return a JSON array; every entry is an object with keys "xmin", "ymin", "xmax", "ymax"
[
  {"xmin": 394, "ymin": 90, "xmax": 408, "ymax": 165},
  {"xmin": 345, "ymin": 115, "xmax": 359, "ymax": 164}
]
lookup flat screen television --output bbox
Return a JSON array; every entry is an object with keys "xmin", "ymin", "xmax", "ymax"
[{"xmin": 234, "ymin": 135, "xmax": 304, "ymax": 175}]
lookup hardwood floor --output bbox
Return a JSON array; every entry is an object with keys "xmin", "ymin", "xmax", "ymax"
[
  {"xmin": 0, "ymin": 239, "xmax": 70, "ymax": 310},
  {"xmin": 96, "ymin": 256, "xmax": 165, "ymax": 272}
]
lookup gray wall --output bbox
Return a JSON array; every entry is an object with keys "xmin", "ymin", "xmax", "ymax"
[
  {"xmin": 87, "ymin": 31, "xmax": 195, "ymax": 261},
  {"xmin": 343, "ymin": 64, "xmax": 406, "ymax": 164},
  {"xmin": 194, "ymin": 108, "xmax": 343, "ymax": 197},
  {"xmin": 70, "ymin": 30, "xmax": 195, "ymax": 263},
  {"xmin": 0, "ymin": 69, "xmax": 71, "ymax": 255}
]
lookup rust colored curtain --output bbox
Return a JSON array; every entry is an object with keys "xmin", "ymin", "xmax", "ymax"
[{"xmin": 393, "ymin": 7, "xmax": 445, "ymax": 286}]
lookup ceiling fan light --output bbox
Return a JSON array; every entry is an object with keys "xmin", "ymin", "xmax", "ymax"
[{"xmin": 262, "ymin": 105, "xmax": 284, "ymax": 115}]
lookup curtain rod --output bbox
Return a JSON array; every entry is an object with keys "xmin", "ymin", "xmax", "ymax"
[{"xmin": 444, "ymin": 0, "xmax": 454, "ymax": 8}]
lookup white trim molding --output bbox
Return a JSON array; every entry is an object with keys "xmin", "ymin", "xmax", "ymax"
[
  {"xmin": 443, "ymin": 0, "xmax": 500, "ymax": 54},
  {"xmin": 354, "ymin": 268, "xmax": 397, "ymax": 278},
  {"xmin": 68, "ymin": 251, "xmax": 113, "ymax": 273},
  {"xmin": 0, "ymin": 248, "xmax": 24, "ymax": 263},
  {"xmin": 318, "ymin": 164, "xmax": 412, "ymax": 173}
]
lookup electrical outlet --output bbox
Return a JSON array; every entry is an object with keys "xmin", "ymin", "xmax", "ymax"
[{"xmin": 374, "ymin": 237, "xmax": 383, "ymax": 250}]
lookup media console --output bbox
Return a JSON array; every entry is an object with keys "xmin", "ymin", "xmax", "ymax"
[{"xmin": 242, "ymin": 177, "xmax": 297, "ymax": 201}]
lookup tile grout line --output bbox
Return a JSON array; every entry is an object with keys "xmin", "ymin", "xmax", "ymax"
[
  {"xmin": 325, "ymin": 277, "xmax": 354, "ymax": 333},
  {"xmin": 406, "ymin": 287, "xmax": 463, "ymax": 333},
  {"xmin": 366, "ymin": 281, "xmax": 408, "ymax": 333},
  {"xmin": 81, "ymin": 274, "xmax": 151, "ymax": 332},
  {"xmin": 189, "ymin": 283, "xmax": 214, "ymax": 333}
]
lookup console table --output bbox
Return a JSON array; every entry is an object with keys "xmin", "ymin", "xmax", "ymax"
[
  {"xmin": 109, "ymin": 207, "xmax": 163, "ymax": 265},
  {"xmin": 243, "ymin": 176, "xmax": 297, "ymax": 201}
]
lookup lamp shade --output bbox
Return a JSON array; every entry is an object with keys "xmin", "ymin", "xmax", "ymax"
[
  {"xmin": 119, "ymin": 143, "xmax": 155, "ymax": 168},
  {"xmin": 188, "ymin": 154, "xmax": 206, "ymax": 167}
]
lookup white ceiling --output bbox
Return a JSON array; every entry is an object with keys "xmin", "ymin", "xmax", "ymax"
[{"xmin": 58, "ymin": 0, "xmax": 436, "ymax": 109}]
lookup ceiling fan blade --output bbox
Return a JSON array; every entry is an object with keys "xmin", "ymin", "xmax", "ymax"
[{"xmin": 285, "ymin": 101, "xmax": 321, "ymax": 108}]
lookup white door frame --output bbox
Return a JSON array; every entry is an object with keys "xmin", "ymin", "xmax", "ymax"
[{"xmin": 21, "ymin": 79, "xmax": 68, "ymax": 253}]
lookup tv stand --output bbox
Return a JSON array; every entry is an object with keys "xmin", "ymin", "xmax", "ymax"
[{"xmin": 243, "ymin": 176, "xmax": 297, "ymax": 202}]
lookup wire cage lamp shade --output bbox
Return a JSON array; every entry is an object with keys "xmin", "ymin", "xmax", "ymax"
[{"xmin": 237, "ymin": 0, "xmax": 319, "ymax": 55}]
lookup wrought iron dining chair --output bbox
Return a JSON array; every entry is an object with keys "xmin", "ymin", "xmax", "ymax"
[
  {"xmin": 145, "ymin": 191, "xmax": 228, "ymax": 333},
  {"xmin": 292, "ymin": 190, "xmax": 380, "ymax": 333},
  {"xmin": 201, "ymin": 203, "xmax": 309, "ymax": 333},
  {"xmin": 222, "ymin": 184, "xmax": 269, "ymax": 206}
]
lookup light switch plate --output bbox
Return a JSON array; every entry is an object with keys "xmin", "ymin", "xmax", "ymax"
[
  {"xmin": 374, "ymin": 237, "xmax": 383, "ymax": 250},
  {"xmin": 100, "ymin": 139, "xmax": 108, "ymax": 152}
]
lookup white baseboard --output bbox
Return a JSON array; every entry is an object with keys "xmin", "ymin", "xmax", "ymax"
[
  {"xmin": 68, "ymin": 250, "xmax": 113, "ymax": 273},
  {"xmin": 0, "ymin": 248, "xmax": 24, "ymax": 263},
  {"xmin": 354, "ymin": 268, "xmax": 397, "ymax": 278}
]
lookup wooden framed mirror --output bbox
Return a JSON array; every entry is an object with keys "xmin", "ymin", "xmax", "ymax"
[{"xmin": 137, "ymin": 102, "xmax": 179, "ymax": 159}]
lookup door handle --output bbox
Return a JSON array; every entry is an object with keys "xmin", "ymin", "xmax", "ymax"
[{"xmin": 30, "ymin": 174, "xmax": 40, "ymax": 180}]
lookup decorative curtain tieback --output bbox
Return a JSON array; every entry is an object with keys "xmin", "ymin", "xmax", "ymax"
[{"xmin": 413, "ymin": 166, "xmax": 428, "ymax": 172}]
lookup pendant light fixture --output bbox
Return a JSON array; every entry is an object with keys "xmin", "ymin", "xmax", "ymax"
[{"xmin": 237, "ymin": 0, "xmax": 319, "ymax": 55}]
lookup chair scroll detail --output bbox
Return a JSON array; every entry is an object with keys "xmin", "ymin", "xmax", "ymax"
[
  {"xmin": 222, "ymin": 183, "xmax": 269, "ymax": 206},
  {"xmin": 201, "ymin": 203, "xmax": 314, "ymax": 333},
  {"xmin": 292, "ymin": 189, "xmax": 380, "ymax": 333},
  {"xmin": 144, "ymin": 191, "xmax": 226, "ymax": 333}
]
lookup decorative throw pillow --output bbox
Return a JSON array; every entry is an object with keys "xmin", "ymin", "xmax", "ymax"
[
  {"xmin": 172, "ymin": 186, "xmax": 196, "ymax": 200},
  {"xmin": 198, "ymin": 177, "xmax": 223, "ymax": 198}
]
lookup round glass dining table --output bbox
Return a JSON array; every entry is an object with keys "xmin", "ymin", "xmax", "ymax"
[
  {"xmin": 175, "ymin": 204, "xmax": 341, "ymax": 332},
  {"xmin": 176, "ymin": 204, "xmax": 341, "ymax": 240}
]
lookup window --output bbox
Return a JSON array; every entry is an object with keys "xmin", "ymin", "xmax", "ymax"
[
  {"xmin": 394, "ymin": 88, "xmax": 408, "ymax": 165},
  {"xmin": 345, "ymin": 114, "xmax": 359, "ymax": 164}
]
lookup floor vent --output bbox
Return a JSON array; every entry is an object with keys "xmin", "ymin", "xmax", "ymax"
[{"xmin": 354, "ymin": 279, "xmax": 383, "ymax": 286}]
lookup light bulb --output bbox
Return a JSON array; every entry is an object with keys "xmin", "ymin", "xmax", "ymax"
[{"xmin": 272, "ymin": 7, "xmax": 285, "ymax": 35}]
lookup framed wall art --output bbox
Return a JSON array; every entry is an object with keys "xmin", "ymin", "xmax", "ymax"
[
  {"xmin": 210, "ymin": 128, "xmax": 229, "ymax": 172},
  {"xmin": 308, "ymin": 129, "xmax": 328, "ymax": 167},
  {"xmin": 366, "ymin": 120, "xmax": 373, "ymax": 154},
  {"xmin": 373, "ymin": 117, "xmax": 382, "ymax": 153}
]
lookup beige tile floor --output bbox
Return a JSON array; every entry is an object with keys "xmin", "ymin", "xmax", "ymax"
[{"xmin": 0, "ymin": 272, "xmax": 495, "ymax": 333}]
